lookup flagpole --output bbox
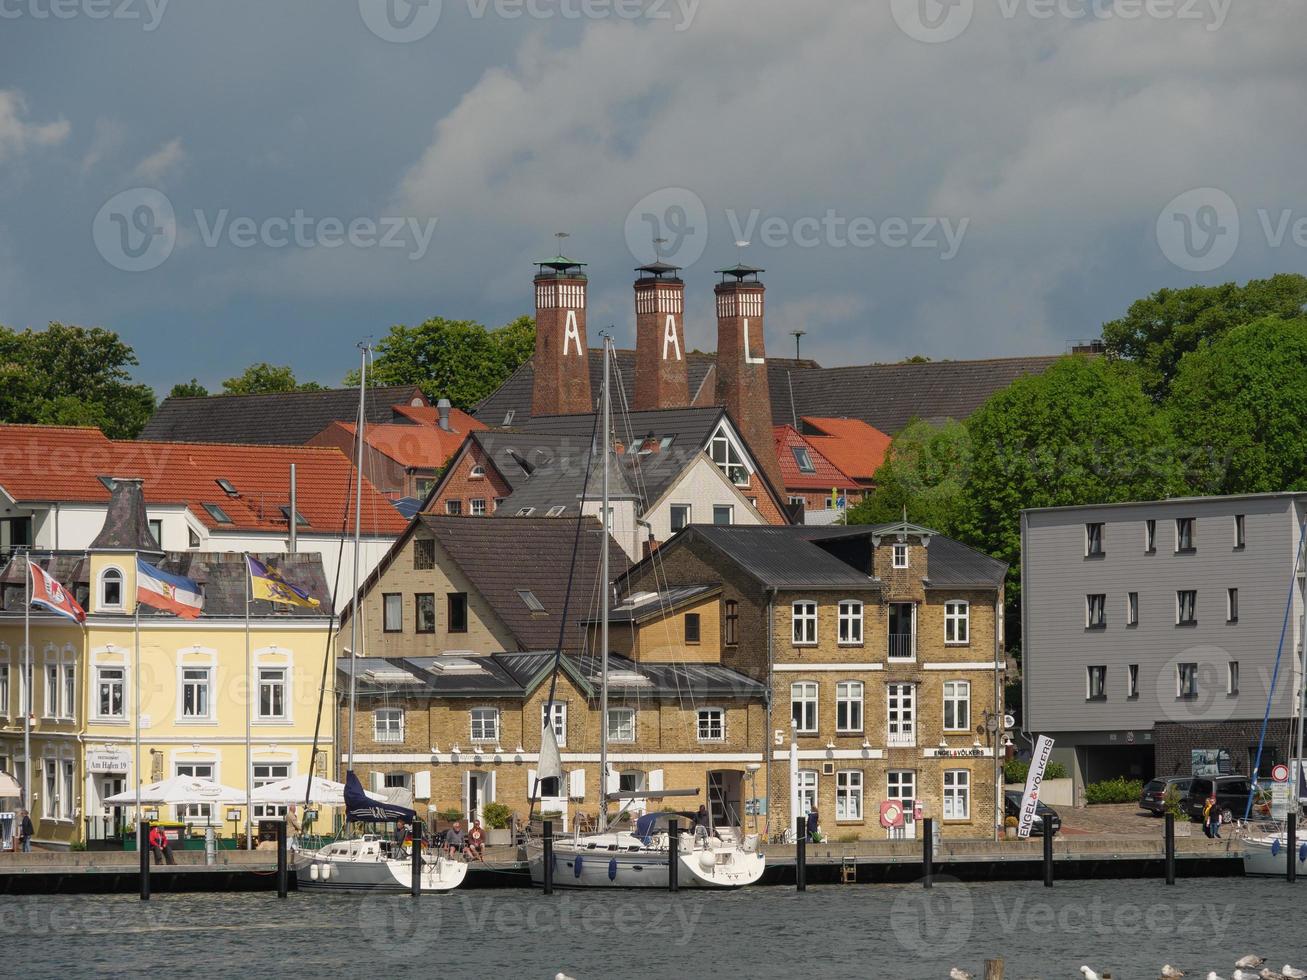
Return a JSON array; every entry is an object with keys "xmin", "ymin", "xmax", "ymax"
[
  {"xmin": 245, "ymin": 554, "xmax": 253, "ymax": 851},
  {"xmin": 23, "ymin": 555, "xmax": 32, "ymax": 812},
  {"xmin": 133, "ymin": 574, "xmax": 141, "ymax": 826}
]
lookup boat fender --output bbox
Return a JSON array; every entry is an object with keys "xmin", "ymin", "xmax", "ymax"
[
  {"xmin": 1300, "ymin": 841, "xmax": 1307, "ymax": 864},
  {"xmin": 1273, "ymin": 838, "xmax": 1282, "ymax": 857},
  {"xmin": 322, "ymin": 863, "xmax": 332, "ymax": 880},
  {"xmin": 608, "ymin": 858, "xmax": 618, "ymax": 881},
  {"xmin": 698, "ymin": 850, "xmax": 715, "ymax": 871},
  {"xmin": 574, "ymin": 855, "xmax": 584, "ymax": 878},
  {"xmin": 310, "ymin": 863, "xmax": 319, "ymax": 881}
]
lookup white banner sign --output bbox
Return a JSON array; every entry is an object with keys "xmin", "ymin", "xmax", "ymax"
[{"xmin": 1018, "ymin": 735, "xmax": 1055, "ymax": 839}]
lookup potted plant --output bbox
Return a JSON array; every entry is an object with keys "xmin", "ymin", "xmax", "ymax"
[
  {"xmin": 1004, "ymin": 815, "xmax": 1019, "ymax": 840},
  {"xmin": 482, "ymin": 802, "xmax": 513, "ymax": 845}
]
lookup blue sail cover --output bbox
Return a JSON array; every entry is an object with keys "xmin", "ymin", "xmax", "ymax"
[{"xmin": 344, "ymin": 770, "xmax": 416, "ymax": 823}]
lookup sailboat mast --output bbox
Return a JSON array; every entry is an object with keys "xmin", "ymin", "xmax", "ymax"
[
  {"xmin": 1296, "ymin": 526, "xmax": 1307, "ymax": 801},
  {"xmin": 599, "ymin": 335, "xmax": 611, "ymax": 833},
  {"xmin": 347, "ymin": 345, "xmax": 368, "ymax": 771}
]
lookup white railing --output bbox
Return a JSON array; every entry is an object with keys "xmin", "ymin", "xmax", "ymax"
[{"xmin": 887, "ymin": 729, "xmax": 916, "ymax": 748}]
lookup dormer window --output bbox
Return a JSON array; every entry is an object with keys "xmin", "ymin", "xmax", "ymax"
[
  {"xmin": 470, "ymin": 465, "xmax": 486, "ymax": 479},
  {"xmin": 99, "ymin": 568, "xmax": 123, "ymax": 610},
  {"xmin": 892, "ymin": 543, "xmax": 908, "ymax": 569}
]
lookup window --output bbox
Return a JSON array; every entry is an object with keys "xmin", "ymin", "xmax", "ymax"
[
  {"xmin": 607, "ymin": 707, "xmax": 636, "ymax": 744},
  {"xmin": 188, "ymin": 527, "xmax": 201, "ymax": 549},
  {"xmin": 1227, "ymin": 588, "xmax": 1238, "ymax": 623},
  {"xmin": 1086, "ymin": 666, "xmax": 1107, "ymax": 700},
  {"xmin": 546, "ymin": 506, "xmax": 567, "ymax": 518},
  {"xmin": 181, "ymin": 667, "xmax": 212, "ymax": 720},
  {"xmin": 415, "ymin": 594, "xmax": 435, "ymax": 634},
  {"xmin": 670, "ymin": 504, "xmax": 691, "ymax": 532},
  {"xmin": 724, "ymin": 600, "xmax": 739, "ymax": 646},
  {"xmin": 45, "ymin": 665, "xmax": 58, "ymax": 718},
  {"xmin": 791, "ymin": 682, "xmax": 818, "ymax": 734},
  {"xmin": 416, "ymin": 478, "xmax": 436, "ymax": 499},
  {"xmin": 1177, "ymin": 590, "xmax": 1197, "ymax": 625},
  {"xmin": 445, "ymin": 500, "xmax": 463, "ymax": 516},
  {"xmin": 470, "ymin": 499, "xmax": 487, "ymax": 516},
  {"xmin": 470, "ymin": 707, "xmax": 499, "ymax": 743},
  {"xmin": 1127, "ymin": 592, "xmax": 1139, "ymax": 626},
  {"xmin": 258, "ymin": 668, "xmax": 286, "ymax": 720},
  {"xmin": 1234, "ymin": 514, "xmax": 1246, "ymax": 549},
  {"xmin": 0, "ymin": 665, "xmax": 7, "ymax": 716},
  {"xmin": 1228, "ymin": 661, "xmax": 1240, "ymax": 695},
  {"xmin": 542, "ymin": 702, "xmax": 567, "ymax": 747},
  {"xmin": 374, "ymin": 708, "xmax": 404, "ymax": 743},
  {"xmin": 789, "ymin": 495, "xmax": 806, "ymax": 507},
  {"xmin": 944, "ymin": 600, "xmax": 969, "ymax": 644},
  {"xmin": 383, "ymin": 594, "xmax": 403, "ymax": 632},
  {"xmin": 203, "ymin": 503, "xmax": 232, "ymax": 524},
  {"xmin": 216, "ymin": 478, "xmax": 238, "ymax": 496},
  {"xmin": 100, "ymin": 568, "xmax": 123, "ymax": 609},
  {"xmin": 1145, "ymin": 519, "xmax": 1156, "ymax": 553},
  {"xmin": 797, "ymin": 770, "xmax": 818, "ymax": 814},
  {"xmin": 1086, "ymin": 594, "xmax": 1106, "ymax": 629},
  {"xmin": 887, "ymin": 684, "xmax": 915, "ymax": 746},
  {"xmin": 175, "ymin": 763, "xmax": 215, "ymax": 821},
  {"xmin": 1176, "ymin": 517, "xmax": 1195, "ymax": 552},
  {"xmin": 149, "ymin": 518, "xmax": 163, "ymax": 548},
  {"xmin": 712, "ymin": 505, "xmax": 734, "ymax": 526},
  {"xmin": 517, "ymin": 589, "xmax": 546, "ymax": 613},
  {"xmin": 836, "ymin": 681, "xmax": 863, "ymax": 733},
  {"xmin": 892, "ymin": 543, "xmax": 908, "ymax": 568},
  {"xmin": 516, "ymin": 507, "xmax": 536, "ymax": 517},
  {"xmin": 697, "ymin": 708, "xmax": 725, "ymax": 742},
  {"xmin": 887, "ymin": 771, "xmax": 916, "ymax": 833},
  {"xmin": 684, "ymin": 613, "xmax": 701, "ymax": 644},
  {"xmin": 97, "ymin": 667, "xmax": 124, "ymax": 718},
  {"xmin": 413, "ymin": 538, "xmax": 436, "ymax": 570},
  {"xmin": 493, "ymin": 497, "xmax": 506, "ymax": 512},
  {"xmin": 943, "ymin": 769, "xmax": 970, "ymax": 820},
  {"xmin": 19, "ymin": 663, "xmax": 31, "ymax": 715},
  {"xmin": 838, "ymin": 601, "xmax": 863, "ymax": 645},
  {"xmin": 45, "ymin": 761, "xmax": 59, "ymax": 819},
  {"xmin": 618, "ymin": 770, "xmax": 644, "ymax": 794},
  {"xmin": 888, "ymin": 603, "xmax": 915, "ymax": 659},
  {"xmin": 62, "ymin": 760, "xmax": 74, "ymax": 821},
  {"xmin": 535, "ymin": 775, "xmax": 560, "ymax": 798},
  {"xmin": 278, "ymin": 507, "xmax": 309, "ymax": 527},
  {"xmin": 447, "ymin": 593, "xmax": 468, "ymax": 633},
  {"xmin": 792, "ymin": 446, "xmax": 816, "ymax": 473},
  {"xmin": 1177, "ymin": 662, "xmax": 1198, "ymax": 699},
  {"xmin": 252, "ymin": 763, "xmax": 292, "ymax": 818},
  {"xmin": 709, "ymin": 430, "xmax": 750, "ymax": 486},
  {"xmin": 1085, "ymin": 522, "xmax": 1104, "ymax": 556},
  {"xmin": 1127, "ymin": 664, "xmax": 1139, "ymax": 698},
  {"xmin": 835, "ymin": 770, "xmax": 863, "ymax": 821},
  {"xmin": 943, "ymin": 680, "xmax": 970, "ymax": 730},
  {"xmin": 792, "ymin": 601, "xmax": 817, "ymax": 645}
]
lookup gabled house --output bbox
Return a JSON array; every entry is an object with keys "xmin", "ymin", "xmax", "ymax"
[
  {"xmin": 798, "ymin": 416, "xmax": 892, "ymax": 491},
  {"xmin": 773, "ymin": 424, "xmax": 865, "ymax": 519}
]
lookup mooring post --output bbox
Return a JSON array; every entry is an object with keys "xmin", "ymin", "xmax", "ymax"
[
  {"xmin": 1164, "ymin": 812, "xmax": 1175, "ymax": 885},
  {"xmin": 795, "ymin": 817, "xmax": 807, "ymax": 892},
  {"xmin": 1288, "ymin": 812, "xmax": 1298, "ymax": 884},
  {"xmin": 139, "ymin": 819, "xmax": 151, "ymax": 902},
  {"xmin": 984, "ymin": 958, "xmax": 1005, "ymax": 980},
  {"xmin": 1042, "ymin": 824, "xmax": 1054, "ymax": 887},
  {"xmin": 276, "ymin": 819, "xmax": 288, "ymax": 898},
  {"xmin": 542, "ymin": 820, "xmax": 554, "ymax": 896},
  {"xmin": 668, "ymin": 818, "xmax": 680, "ymax": 892},
  {"xmin": 922, "ymin": 817, "xmax": 933, "ymax": 889}
]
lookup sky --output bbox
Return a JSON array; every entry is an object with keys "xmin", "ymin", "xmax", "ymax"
[{"xmin": 0, "ymin": 0, "xmax": 1304, "ymax": 395}]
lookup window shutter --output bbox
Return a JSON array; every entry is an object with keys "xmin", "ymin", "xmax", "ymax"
[
  {"xmin": 569, "ymin": 768, "xmax": 586, "ymax": 799},
  {"xmin": 605, "ymin": 767, "xmax": 619, "ymax": 795},
  {"xmin": 414, "ymin": 770, "xmax": 431, "ymax": 800},
  {"xmin": 369, "ymin": 771, "xmax": 384, "ymax": 793},
  {"xmin": 649, "ymin": 769, "xmax": 664, "ymax": 793},
  {"xmin": 527, "ymin": 768, "xmax": 538, "ymax": 797}
]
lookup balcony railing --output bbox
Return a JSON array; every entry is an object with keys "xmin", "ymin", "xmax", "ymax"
[
  {"xmin": 887, "ymin": 729, "xmax": 916, "ymax": 748},
  {"xmin": 887, "ymin": 634, "xmax": 916, "ymax": 660}
]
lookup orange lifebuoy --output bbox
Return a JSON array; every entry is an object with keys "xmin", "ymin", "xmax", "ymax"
[{"xmin": 880, "ymin": 799, "xmax": 905, "ymax": 828}]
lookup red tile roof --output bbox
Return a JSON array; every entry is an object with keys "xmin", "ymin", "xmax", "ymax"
[
  {"xmin": 799, "ymin": 417, "xmax": 892, "ymax": 483},
  {"xmin": 390, "ymin": 403, "xmax": 485, "ymax": 432},
  {"xmin": 0, "ymin": 424, "xmax": 407, "ymax": 536},
  {"xmin": 772, "ymin": 425, "xmax": 860, "ymax": 491},
  {"xmin": 331, "ymin": 415, "xmax": 484, "ymax": 470}
]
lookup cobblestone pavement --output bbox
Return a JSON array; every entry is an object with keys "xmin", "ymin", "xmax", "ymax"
[{"xmin": 1059, "ymin": 801, "xmax": 1191, "ymax": 838}]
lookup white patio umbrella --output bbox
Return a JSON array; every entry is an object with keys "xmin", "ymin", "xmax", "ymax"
[
  {"xmin": 250, "ymin": 775, "xmax": 384, "ymax": 806},
  {"xmin": 104, "ymin": 775, "xmax": 247, "ymax": 807},
  {"xmin": 0, "ymin": 771, "xmax": 21, "ymax": 799}
]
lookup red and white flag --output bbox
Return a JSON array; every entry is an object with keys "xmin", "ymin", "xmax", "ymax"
[{"xmin": 29, "ymin": 562, "xmax": 87, "ymax": 624}]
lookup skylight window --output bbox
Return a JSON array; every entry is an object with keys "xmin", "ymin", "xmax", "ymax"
[
  {"xmin": 517, "ymin": 507, "xmax": 536, "ymax": 517},
  {"xmin": 216, "ymin": 479, "xmax": 239, "ymax": 496},
  {"xmin": 279, "ymin": 506, "xmax": 309, "ymax": 527},
  {"xmin": 203, "ymin": 503, "xmax": 233, "ymax": 524},
  {"xmin": 546, "ymin": 506, "xmax": 566, "ymax": 517},
  {"xmin": 517, "ymin": 589, "xmax": 546, "ymax": 613},
  {"xmin": 659, "ymin": 435, "xmax": 676, "ymax": 451},
  {"xmin": 792, "ymin": 447, "xmax": 816, "ymax": 474}
]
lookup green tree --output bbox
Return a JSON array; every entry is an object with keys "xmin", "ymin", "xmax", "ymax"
[
  {"xmin": 1102, "ymin": 273, "xmax": 1307, "ymax": 399},
  {"xmin": 845, "ymin": 419, "xmax": 971, "ymax": 534},
  {"xmin": 169, "ymin": 379, "xmax": 209, "ymax": 398},
  {"xmin": 352, "ymin": 315, "xmax": 536, "ymax": 409},
  {"xmin": 1167, "ymin": 316, "xmax": 1307, "ymax": 494},
  {"xmin": 222, "ymin": 363, "xmax": 325, "ymax": 395},
  {"xmin": 0, "ymin": 322, "xmax": 155, "ymax": 438}
]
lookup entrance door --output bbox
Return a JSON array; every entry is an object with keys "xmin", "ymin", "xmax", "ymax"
[
  {"xmin": 99, "ymin": 776, "xmax": 125, "ymax": 841},
  {"xmin": 465, "ymin": 771, "xmax": 491, "ymax": 824},
  {"xmin": 708, "ymin": 771, "xmax": 744, "ymax": 829},
  {"xmin": 887, "ymin": 770, "xmax": 917, "ymax": 841}
]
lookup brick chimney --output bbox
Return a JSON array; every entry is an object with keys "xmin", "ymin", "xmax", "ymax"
[
  {"xmin": 531, "ymin": 254, "xmax": 592, "ymax": 416},
  {"xmin": 633, "ymin": 261, "xmax": 689, "ymax": 410},
  {"xmin": 714, "ymin": 264, "xmax": 783, "ymax": 492}
]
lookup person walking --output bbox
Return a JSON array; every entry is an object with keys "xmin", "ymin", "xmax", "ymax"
[
  {"xmin": 18, "ymin": 809, "xmax": 33, "ymax": 853},
  {"xmin": 1203, "ymin": 794, "xmax": 1222, "ymax": 840},
  {"xmin": 806, "ymin": 802, "xmax": 819, "ymax": 842}
]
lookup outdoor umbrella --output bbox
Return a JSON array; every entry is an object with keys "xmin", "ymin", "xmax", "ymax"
[
  {"xmin": 250, "ymin": 775, "xmax": 384, "ymax": 806},
  {"xmin": 0, "ymin": 771, "xmax": 21, "ymax": 799},
  {"xmin": 104, "ymin": 775, "xmax": 247, "ymax": 806}
]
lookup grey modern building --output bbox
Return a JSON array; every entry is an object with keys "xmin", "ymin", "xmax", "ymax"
[{"xmin": 1022, "ymin": 493, "xmax": 1306, "ymax": 800}]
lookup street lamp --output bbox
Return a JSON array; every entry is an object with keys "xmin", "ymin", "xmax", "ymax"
[{"xmin": 978, "ymin": 710, "xmax": 1006, "ymax": 842}]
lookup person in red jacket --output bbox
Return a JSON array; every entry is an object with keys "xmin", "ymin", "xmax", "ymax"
[{"xmin": 148, "ymin": 825, "xmax": 176, "ymax": 865}]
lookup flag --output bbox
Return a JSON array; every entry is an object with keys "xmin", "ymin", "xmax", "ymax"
[
  {"xmin": 136, "ymin": 558, "xmax": 204, "ymax": 619},
  {"xmin": 29, "ymin": 562, "xmax": 86, "ymax": 624},
  {"xmin": 246, "ymin": 556, "xmax": 320, "ymax": 609}
]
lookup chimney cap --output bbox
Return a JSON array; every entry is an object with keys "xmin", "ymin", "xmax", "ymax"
[
  {"xmin": 535, "ymin": 254, "xmax": 588, "ymax": 279},
  {"xmin": 714, "ymin": 263, "xmax": 765, "ymax": 282},
  {"xmin": 634, "ymin": 260, "xmax": 683, "ymax": 281}
]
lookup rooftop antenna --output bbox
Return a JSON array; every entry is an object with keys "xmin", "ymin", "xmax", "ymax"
[
  {"xmin": 734, "ymin": 239, "xmax": 750, "ymax": 265},
  {"xmin": 554, "ymin": 231, "xmax": 570, "ymax": 255},
  {"xmin": 653, "ymin": 236, "xmax": 668, "ymax": 262},
  {"xmin": 791, "ymin": 330, "xmax": 806, "ymax": 360}
]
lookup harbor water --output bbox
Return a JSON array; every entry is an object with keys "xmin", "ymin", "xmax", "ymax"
[{"xmin": 5, "ymin": 877, "xmax": 1302, "ymax": 979}]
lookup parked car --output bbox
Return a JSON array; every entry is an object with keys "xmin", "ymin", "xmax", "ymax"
[
  {"xmin": 1140, "ymin": 776, "xmax": 1192, "ymax": 816},
  {"xmin": 1004, "ymin": 790, "xmax": 1062, "ymax": 836},
  {"xmin": 1183, "ymin": 775, "xmax": 1253, "ymax": 823}
]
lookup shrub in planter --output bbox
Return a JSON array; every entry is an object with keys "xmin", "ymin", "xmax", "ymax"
[
  {"xmin": 1084, "ymin": 777, "xmax": 1144, "ymax": 804},
  {"xmin": 1003, "ymin": 759, "xmax": 1070, "ymax": 784},
  {"xmin": 482, "ymin": 802, "xmax": 513, "ymax": 830}
]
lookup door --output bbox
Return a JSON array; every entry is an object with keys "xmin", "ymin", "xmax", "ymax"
[
  {"xmin": 98, "ymin": 776, "xmax": 125, "ymax": 841},
  {"xmin": 465, "ymin": 771, "xmax": 489, "ymax": 824},
  {"xmin": 887, "ymin": 770, "xmax": 916, "ymax": 841},
  {"xmin": 708, "ymin": 771, "xmax": 744, "ymax": 829}
]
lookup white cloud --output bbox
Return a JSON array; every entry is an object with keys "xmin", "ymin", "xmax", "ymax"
[
  {"xmin": 0, "ymin": 90, "xmax": 69, "ymax": 163},
  {"xmin": 133, "ymin": 137, "xmax": 187, "ymax": 183},
  {"xmin": 80, "ymin": 117, "xmax": 126, "ymax": 176}
]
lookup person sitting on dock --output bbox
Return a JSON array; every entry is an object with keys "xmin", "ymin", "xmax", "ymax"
[
  {"xmin": 393, "ymin": 818, "xmax": 409, "ymax": 858},
  {"xmin": 466, "ymin": 819, "xmax": 485, "ymax": 861},
  {"xmin": 148, "ymin": 825, "xmax": 176, "ymax": 865},
  {"xmin": 445, "ymin": 820, "xmax": 465, "ymax": 859}
]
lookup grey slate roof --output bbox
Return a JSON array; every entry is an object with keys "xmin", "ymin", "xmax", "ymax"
[
  {"xmin": 498, "ymin": 449, "xmax": 639, "ymax": 517},
  {"xmin": 139, "ymin": 385, "xmax": 426, "ymax": 445},
  {"xmin": 686, "ymin": 525, "xmax": 883, "ymax": 590},
  {"xmin": 918, "ymin": 535, "xmax": 1008, "ymax": 588},
  {"xmin": 474, "ymin": 348, "xmax": 1061, "ymax": 434}
]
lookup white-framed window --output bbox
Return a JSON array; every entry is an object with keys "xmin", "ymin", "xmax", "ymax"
[
  {"xmin": 888, "ymin": 770, "xmax": 915, "ymax": 805},
  {"xmin": 618, "ymin": 769, "xmax": 645, "ymax": 794},
  {"xmin": 792, "ymin": 601, "xmax": 817, "ymax": 645},
  {"xmin": 44, "ymin": 760, "xmax": 59, "ymax": 819},
  {"xmin": 470, "ymin": 498, "xmax": 487, "ymax": 516},
  {"xmin": 384, "ymin": 772, "xmax": 412, "ymax": 789},
  {"xmin": 888, "ymin": 602, "xmax": 915, "ymax": 660},
  {"xmin": 697, "ymin": 708, "xmax": 725, "ymax": 742},
  {"xmin": 383, "ymin": 593, "xmax": 403, "ymax": 632},
  {"xmin": 1127, "ymin": 663, "xmax": 1139, "ymax": 698},
  {"xmin": 252, "ymin": 762, "xmax": 292, "ymax": 818},
  {"xmin": 19, "ymin": 662, "xmax": 32, "ymax": 715},
  {"xmin": 791, "ymin": 682, "xmax": 818, "ymax": 734},
  {"xmin": 374, "ymin": 708, "xmax": 404, "ymax": 743},
  {"xmin": 62, "ymin": 759, "xmax": 74, "ymax": 820},
  {"xmin": 1176, "ymin": 517, "xmax": 1195, "ymax": 551},
  {"xmin": 1234, "ymin": 514, "xmax": 1246, "ymax": 548},
  {"xmin": 709, "ymin": 429, "xmax": 750, "ymax": 486},
  {"xmin": 44, "ymin": 664, "xmax": 58, "ymax": 718},
  {"xmin": 1087, "ymin": 665, "xmax": 1107, "ymax": 700},
  {"xmin": 887, "ymin": 683, "xmax": 915, "ymax": 746},
  {"xmin": 944, "ymin": 600, "xmax": 969, "ymax": 644},
  {"xmin": 943, "ymin": 680, "xmax": 970, "ymax": 731},
  {"xmin": 670, "ymin": 504, "xmax": 691, "ymax": 532},
  {"xmin": 1177, "ymin": 590, "xmax": 1197, "ymax": 624},
  {"xmin": 470, "ymin": 464, "xmax": 486, "ymax": 479},
  {"xmin": 99, "ymin": 567, "xmax": 123, "ymax": 610},
  {"xmin": 838, "ymin": 601, "xmax": 863, "ymax": 645},
  {"xmin": 797, "ymin": 769, "xmax": 818, "ymax": 814},
  {"xmin": 1177, "ymin": 662, "xmax": 1198, "ymax": 699},
  {"xmin": 470, "ymin": 707, "xmax": 499, "ymax": 743},
  {"xmin": 175, "ymin": 762, "xmax": 215, "ymax": 821},
  {"xmin": 0, "ymin": 664, "xmax": 8, "ymax": 716},
  {"xmin": 836, "ymin": 680, "xmax": 863, "ymax": 733},
  {"xmin": 1145, "ymin": 519, "xmax": 1157, "ymax": 553},
  {"xmin": 835, "ymin": 770, "xmax": 863, "ymax": 821},
  {"xmin": 257, "ymin": 668, "xmax": 287, "ymax": 720},
  {"xmin": 1127, "ymin": 592, "xmax": 1139, "ymax": 626},
  {"xmin": 1228, "ymin": 661, "xmax": 1240, "ymax": 695},
  {"xmin": 792, "ymin": 446, "xmax": 816, "ymax": 473},
  {"xmin": 1227, "ymin": 587, "xmax": 1239, "ymax": 623},
  {"xmin": 607, "ymin": 707, "xmax": 636, "ymax": 743},
  {"xmin": 1086, "ymin": 593, "xmax": 1106, "ymax": 628},
  {"xmin": 892, "ymin": 543, "xmax": 908, "ymax": 568},
  {"xmin": 180, "ymin": 667, "xmax": 212, "ymax": 720},
  {"xmin": 712, "ymin": 504, "xmax": 734, "ymax": 526},
  {"xmin": 546, "ymin": 506, "xmax": 567, "ymax": 518},
  {"xmin": 445, "ymin": 500, "xmax": 463, "ymax": 516},
  {"xmin": 943, "ymin": 769, "xmax": 970, "ymax": 820},
  {"xmin": 542, "ymin": 701, "xmax": 567, "ymax": 747},
  {"xmin": 1085, "ymin": 522, "xmax": 1104, "ymax": 556},
  {"xmin": 97, "ymin": 666, "xmax": 125, "ymax": 719},
  {"xmin": 61, "ymin": 664, "xmax": 75, "ymax": 720}
]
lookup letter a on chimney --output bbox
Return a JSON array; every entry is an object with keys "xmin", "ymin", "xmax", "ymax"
[
  {"xmin": 531, "ymin": 253, "xmax": 592, "ymax": 416},
  {"xmin": 633, "ymin": 261, "xmax": 689, "ymax": 410}
]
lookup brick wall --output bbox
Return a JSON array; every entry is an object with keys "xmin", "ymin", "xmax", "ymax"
[
  {"xmin": 428, "ymin": 442, "xmax": 512, "ymax": 517},
  {"xmin": 1154, "ymin": 718, "xmax": 1293, "ymax": 778}
]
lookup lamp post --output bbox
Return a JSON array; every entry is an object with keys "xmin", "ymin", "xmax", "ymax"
[{"xmin": 979, "ymin": 710, "xmax": 1008, "ymax": 842}]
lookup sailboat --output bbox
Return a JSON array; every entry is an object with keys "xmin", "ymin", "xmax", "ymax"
[
  {"xmin": 295, "ymin": 346, "xmax": 468, "ymax": 894},
  {"xmin": 524, "ymin": 336, "xmax": 765, "ymax": 890}
]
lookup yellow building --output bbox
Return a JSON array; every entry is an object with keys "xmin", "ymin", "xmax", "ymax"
[{"xmin": 0, "ymin": 479, "xmax": 334, "ymax": 849}]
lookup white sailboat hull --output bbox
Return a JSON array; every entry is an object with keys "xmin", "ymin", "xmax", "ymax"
[
  {"xmin": 526, "ymin": 838, "xmax": 765, "ymax": 889},
  {"xmin": 1242, "ymin": 832, "xmax": 1307, "ymax": 877},
  {"xmin": 295, "ymin": 839, "xmax": 469, "ymax": 893}
]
